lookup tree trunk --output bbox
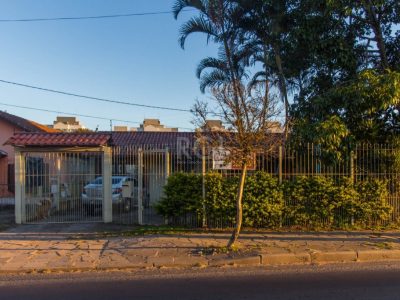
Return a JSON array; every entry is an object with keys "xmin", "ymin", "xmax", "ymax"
[
  {"xmin": 227, "ymin": 163, "xmax": 247, "ymax": 249},
  {"xmin": 274, "ymin": 47, "xmax": 289, "ymax": 138},
  {"xmin": 363, "ymin": 0, "xmax": 389, "ymax": 70}
]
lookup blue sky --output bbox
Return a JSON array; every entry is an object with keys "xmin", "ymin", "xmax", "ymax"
[{"xmin": 0, "ymin": 0, "xmax": 218, "ymax": 131}]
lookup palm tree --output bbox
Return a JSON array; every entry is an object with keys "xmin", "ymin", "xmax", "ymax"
[
  {"xmin": 233, "ymin": 0, "xmax": 292, "ymax": 136},
  {"xmin": 174, "ymin": 0, "xmax": 261, "ymax": 248},
  {"xmin": 173, "ymin": 0, "xmax": 243, "ymax": 100},
  {"xmin": 196, "ymin": 43, "xmax": 256, "ymax": 93}
]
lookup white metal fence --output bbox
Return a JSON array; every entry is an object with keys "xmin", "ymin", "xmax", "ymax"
[
  {"xmin": 22, "ymin": 151, "xmax": 103, "ymax": 223},
  {"xmin": 9, "ymin": 142, "xmax": 400, "ymax": 227}
]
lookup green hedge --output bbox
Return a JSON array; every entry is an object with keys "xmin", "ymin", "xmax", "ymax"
[{"xmin": 156, "ymin": 172, "xmax": 393, "ymax": 229}]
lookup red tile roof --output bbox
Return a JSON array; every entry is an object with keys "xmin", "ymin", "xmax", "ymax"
[
  {"xmin": 110, "ymin": 132, "xmax": 196, "ymax": 147},
  {"xmin": 28, "ymin": 121, "xmax": 60, "ymax": 133},
  {"xmin": 5, "ymin": 132, "xmax": 196, "ymax": 148},
  {"xmin": 0, "ymin": 111, "xmax": 59, "ymax": 133},
  {"xmin": 6, "ymin": 133, "xmax": 111, "ymax": 147}
]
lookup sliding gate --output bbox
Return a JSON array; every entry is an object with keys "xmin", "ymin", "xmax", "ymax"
[{"xmin": 17, "ymin": 150, "xmax": 104, "ymax": 224}]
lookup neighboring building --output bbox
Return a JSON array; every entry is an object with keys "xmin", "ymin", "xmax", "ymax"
[
  {"xmin": 0, "ymin": 111, "xmax": 58, "ymax": 198},
  {"xmin": 201, "ymin": 120, "xmax": 226, "ymax": 131},
  {"xmin": 113, "ymin": 126, "xmax": 129, "ymax": 132},
  {"xmin": 51, "ymin": 116, "xmax": 86, "ymax": 132},
  {"xmin": 198, "ymin": 119, "xmax": 283, "ymax": 133},
  {"xmin": 131, "ymin": 119, "xmax": 178, "ymax": 132},
  {"xmin": 266, "ymin": 121, "xmax": 284, "ymax": 134}
]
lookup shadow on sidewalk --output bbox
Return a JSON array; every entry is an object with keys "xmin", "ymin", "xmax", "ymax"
[{"xmin": 0, "ymin": 224, "xmax": 398, "ymax": 245}]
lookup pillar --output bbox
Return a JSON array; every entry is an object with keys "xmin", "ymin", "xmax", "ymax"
[
  {"xmin": 15, "ymin": 149, "xmax": 25, "ymax": 224},
  {"xmin": 103, "ymin": 146, "xmax": 112, "ymax": 223},
  {"xmin": 138, "ymin": 148, "xmax": 144, "ymax": 225}
]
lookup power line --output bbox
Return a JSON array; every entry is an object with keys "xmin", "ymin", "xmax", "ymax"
[
  {"xmin": 0, "ymin": 102, "xmax": 194, "ymax": 131},
  {"xmin": 0, "ymin": 9, "xmax": 194, "ymax": 23},
  {"xmin": 0, "ymin": 79, "xmax": 191, "ymax": 113}
]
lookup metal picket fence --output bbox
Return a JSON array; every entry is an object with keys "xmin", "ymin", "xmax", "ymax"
[
  {"xmin": 163, "ymin": 143, "xmax": 400, "ymax": 229},
  {"xmin": 9, "ymin": 142, "xmax": 400, "ymax": 227}
]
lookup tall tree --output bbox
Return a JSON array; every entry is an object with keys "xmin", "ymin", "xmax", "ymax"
[
  {"xmin": 174, "ymin": 0, "xmax": 281, "ymax": 247},
  {"xmin": 233, "ymin": 0, "xmax": 293, "ymax": 135},
  {"xmin": 288, "ymin": 0, "xmax": 399, "ymax": 146}
]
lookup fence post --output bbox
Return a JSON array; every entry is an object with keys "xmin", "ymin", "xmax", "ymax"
[
  {"xmin": 103, "ymin": 146, "xmax": 112, "ymax": 223},
  {"xmin": 278, "ymin": 146, "xmax": 283, "ymax": 184},
  {"xmin": 14, "ymin": 149, "xmax": 25, "ymax": 224},
  {"xmin": 138, "ymin": 148, "xmax": 144, "ymax": 225},
  {"xmin": 202, "ymin": 142, "xmax": 207, "ymax": 228},
  {"xmin": 350, "ymin": 150, "xmax": 355, "ymax": 184},
  {"xmin": 54, "ymin": 156, "xmax": 61, "ymax": 211},
  {"xmin": 165, "ymin": 147, "xmax": 170, "ymax": 183}
]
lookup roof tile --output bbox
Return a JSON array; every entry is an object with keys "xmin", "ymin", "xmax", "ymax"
[
  {"xmin": 0, "ymin": 111, "xmax": 59, "ymax": 132},
  {"xmin": 5, "ymin": 132, "xmax": 196, "ymax": 148}
]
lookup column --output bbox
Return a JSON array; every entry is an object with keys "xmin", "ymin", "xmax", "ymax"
[
  {"xmin": 14, "ymin": 149, "xmax": 25, "ymax": 224},
  {"xmin": 103, "ymin": 147, "xmax": 112, "ymax": 223}
]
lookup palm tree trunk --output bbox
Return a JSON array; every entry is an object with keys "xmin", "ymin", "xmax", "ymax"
[
  {"xmin": 274, "ymin": 47, "xmax": 289, "ymax": 138},
  {"xmin": 227, "ymin": 163, "xmax": 247, "ymax": 249}
]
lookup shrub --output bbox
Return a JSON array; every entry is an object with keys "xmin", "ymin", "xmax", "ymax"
[
  {"xmin": 157, "ymin": 172, "xmax": 393, "ymax": 229},
  {"xmin": 331, "ymin": 177, "xmax": 360, "ymax": 227},
  {"xmin": 355, "ymin": 178, "xmax": 392, "ymax": 225},
  {"xmin": 284, "ymin": 176, "xmax": 336, "ymax": 226},
  {"xmin": 242, "ymin": 172, "xmax": 284, "ymax": 227},
  {"xmin": 203, "ymin": 172, "xmax": 236, "ymax": 224},
  {"xmin": 155, "ymin": 173, "xmax": 202, "ymax": 218}
]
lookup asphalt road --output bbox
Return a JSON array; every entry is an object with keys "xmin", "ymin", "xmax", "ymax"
[{"xmin": 0, "ymin": 263, "xmax": 399, "ymax": 300}]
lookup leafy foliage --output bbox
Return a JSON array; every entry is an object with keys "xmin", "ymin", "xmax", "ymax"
[
  {"xmin": 157, "ymin": 172, "xmax": 393, "ymax": 229},
  {"xmin": 242, "ymin": 172, "xmax": 284, "ymax": 227},
  {"xmin": 155, "ymin": 173, "xmax": 202, "ymax": 218},
  {"xmin": 355, "ymin": 178, "xmax": 392, "ymax": 225}
]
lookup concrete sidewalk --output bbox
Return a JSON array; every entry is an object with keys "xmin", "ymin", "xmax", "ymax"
[{"xmin": 0, "ymin": 227, "xmax": 399, "ymax": 273}]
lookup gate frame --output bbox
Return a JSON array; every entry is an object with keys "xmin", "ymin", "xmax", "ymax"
[{"xmin": 14, "ymin": 146, "xmax": 113, "ymax": 224}]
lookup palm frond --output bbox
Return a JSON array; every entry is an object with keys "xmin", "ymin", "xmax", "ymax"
[
  {"xmin": 248, "ymin": 71, "xmax": 267, "ymax": 90},
  {"xmin": 196, "ymin": 57, "xmax": 227, "ymax": 78},
  {"xmin": 199, "ymin": 69, "xmax": 228, "ymax": 93},
  {"xmin": 172, "ymin": 0, "xmax": 207, "ymax": 19},
  {"xmin": 179, "ymin": 15, "xmax": 219, "ymax": 49}
]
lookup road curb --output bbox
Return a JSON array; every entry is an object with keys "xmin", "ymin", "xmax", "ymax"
[
  {"xmin": 311, "ymin": 251, "xmax": 357, "ymax": 264},
  {"xmin": 261, "ymin": 253, "xmax": 311, "ymax": 265},
  {"xmin": 357, "ymin": 250, "xmax": 400, "ymax": 262},
  {"xmin": 208, "ymin": 256, "xmax": 261, "ymax": 267},
  {"xmin": 1, "ymin": 249, "xmax": 400, "ymax": 274}
]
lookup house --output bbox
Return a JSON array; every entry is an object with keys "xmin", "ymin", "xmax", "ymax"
[
  {"xmin": 6, "ymin": 131, "xmax": 196, "ymax": 224},
  {"xmin": 131, "ymin": 119, "xmax": 178, "ymax": 132},
  {"xmin": 0, "ymin": 111, "xmax": 58, "ymax": 198},
  {"xmin": 5, "ymin": 128, "xmax": 286, "ymax": 224},
  {"xmin": 50, "ymin": 116, "xmax": 86, "ymax": 132}
]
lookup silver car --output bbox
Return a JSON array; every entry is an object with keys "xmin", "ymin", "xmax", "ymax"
[{"xmin": 82, "ymin": 176, "xmax": 137, "ymax": 214}]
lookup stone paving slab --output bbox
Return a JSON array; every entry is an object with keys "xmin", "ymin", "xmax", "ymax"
[{"xmin": 0, "ymin": 231, "xmax": 398, "ymax": 273}]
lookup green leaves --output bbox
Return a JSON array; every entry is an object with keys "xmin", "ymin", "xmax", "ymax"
[
  {"xmin": 242, "ymin": 172, "xmax": 284, "ymax": 227},
  {"xmin": 291, "ymin": 70, "xmax": 400, "ymax": 149},
  {"xmin": 157, "ymin": 172, "xmax": 393, "ymax": 228},
  {"xmin": 155, "ymin": 173, "xmax": 203, "ymax": 218}
]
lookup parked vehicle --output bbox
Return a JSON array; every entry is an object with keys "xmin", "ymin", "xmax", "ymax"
[{"xmin": 82, "ymin": 176, "xmax": 137, "ymax": 214}]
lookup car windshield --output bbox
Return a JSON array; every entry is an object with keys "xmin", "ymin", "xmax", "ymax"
[
  {"xmin": 91, "ymin": 178, "xmax": 103, "ymax": 185},
  {"xmin": 89, "ymin": 177, "xmax": 129, "ymax": 185},
  {"xmin": 112, "ymin": 177, "xmax": 124, "ymax": 184}
]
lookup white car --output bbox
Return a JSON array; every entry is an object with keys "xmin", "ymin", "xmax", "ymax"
[{"xmin": 82, "ymin": 176, "xmax": 137, "ymax": 214}]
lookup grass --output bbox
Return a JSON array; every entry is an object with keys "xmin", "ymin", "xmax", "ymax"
[
  {"xmin": 63, "ymin": 222, "xmax": 400, "ymax": 240},
  {"xmin": 68, "ymin": 225, "xmax": 213, "ymax": 239},
  {"xmin": 364, "ymin": 241, "xmax": 395, "ymax": 250}
]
